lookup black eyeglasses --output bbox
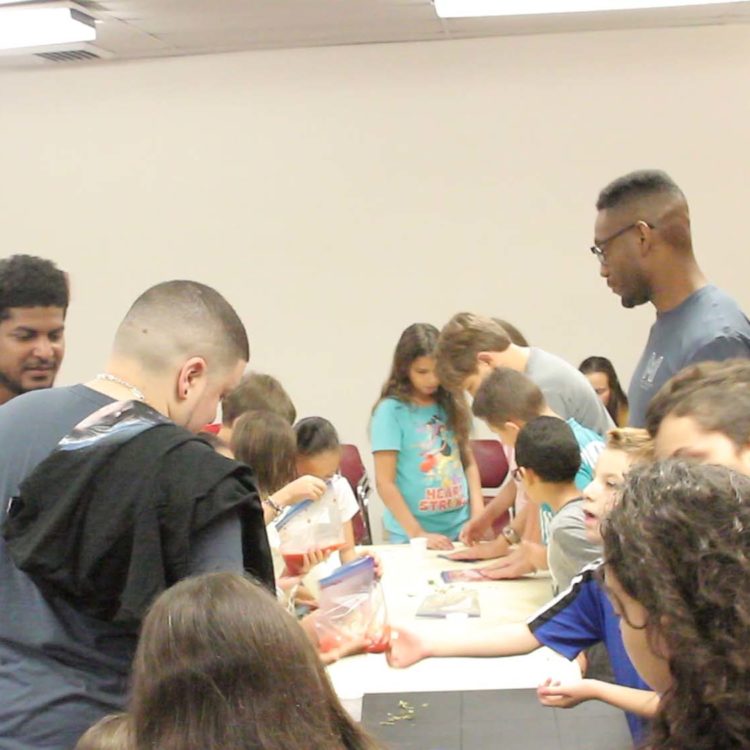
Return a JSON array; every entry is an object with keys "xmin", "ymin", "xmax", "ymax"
[{"xmin": 590, "ymin": 221, "xmax": 654, "ymax": 264}]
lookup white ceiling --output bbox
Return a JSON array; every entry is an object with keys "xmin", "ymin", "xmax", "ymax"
[{"xmin": 2, "ymin": 0, "xmax": 750, "ymax": 68}]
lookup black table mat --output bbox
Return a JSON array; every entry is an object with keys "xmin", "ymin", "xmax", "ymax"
[{"xmin": 362, "ymin": 688, "xmax": 633, "ymax": 750}]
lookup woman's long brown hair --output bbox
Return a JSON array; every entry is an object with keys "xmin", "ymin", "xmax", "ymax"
[
  {"xmin": 130, "ymin": 573, "xmax": 381, "ymax": 750},
  {"xmin": 373, "ymin": 322, "xmax": 471, "ymax": 461}
]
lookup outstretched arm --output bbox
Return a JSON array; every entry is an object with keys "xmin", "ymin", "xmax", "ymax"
[
  {"xmin": 387, "ymin": 623, "xmax": 541, "ymax": 668},
  {"xmin": 537, "ymin": 678, "xmax": 659, "ymax": 717}
]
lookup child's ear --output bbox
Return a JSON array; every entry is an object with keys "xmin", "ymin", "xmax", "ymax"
[{"xmin": 476, "ymin": 352, "xmax": 494, "ymax": 367}]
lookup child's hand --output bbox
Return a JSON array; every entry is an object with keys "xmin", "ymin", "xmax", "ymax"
[
  {"xmin": 357, "ymin": 550, "xmax": 383, "ymax": 578},
  {"xmin": 536, "ymin": 678, "xmax": 596, "ymax": 708},
  {"xmin": 386, "ymin": 627, "xmax": 429, "ymax": 668},
  {"xmin": 448, "ymin": 538, "xmax": 507, "ymax": 561},
  {"xmin": 279, "ymin": 475, "xmax": 327, "ymax": 506},
  {"xmin": 419, "ymin": 533, "xmax": 454, "ymax": 551},
  {"xmin": 459, "ymin": 516, "xmax": 490, "ymax": 546},
  {"xmin": 301, "ymin": 548, "xmax": 330, "ymax": 573},
  {"xmin": 475, "ymin": 548, "xmax": 535, "ymax": 580}
]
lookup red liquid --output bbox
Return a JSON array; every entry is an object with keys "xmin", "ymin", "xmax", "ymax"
[
  {"xmin": 282, "ymin": 542, "xmax": 345, "ymax": 576},
  {"xmin": 365, "ymin": 625, "xmax": 391, "ymax": 654}
]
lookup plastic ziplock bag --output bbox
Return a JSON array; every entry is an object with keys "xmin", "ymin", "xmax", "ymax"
[
  {"xmin": 275, "ymin": 498, "xmax": 345, "ymax": 576},
  {"xmin": 315, "ymin": 556, "xmax": 389, "ymax": 654}
]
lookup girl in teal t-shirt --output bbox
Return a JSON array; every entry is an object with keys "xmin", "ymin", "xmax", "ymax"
[{"xmin": 370, "ymin": 323, "xmax": 482, "ymax": 548}]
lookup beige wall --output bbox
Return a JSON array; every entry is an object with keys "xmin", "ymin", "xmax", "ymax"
[{"xmin": 2, "ymin": 23, "xmax": 749, "ymax": 538}]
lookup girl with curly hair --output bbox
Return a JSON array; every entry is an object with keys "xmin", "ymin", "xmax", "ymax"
[
  {"xmin": 602, "ymin": 459, "xmax": 750, "ymax": 750},
  {"xmin": 371, "ymin": 323, "xmax": 483, "ymax": 549}
]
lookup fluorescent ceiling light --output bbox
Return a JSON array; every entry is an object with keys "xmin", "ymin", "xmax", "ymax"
[
  {"xmin": 0, "ymin": 7, "xmax": 95, "ymax": 51},
  {"xmin": 435, "ymin": 0, "xmax": 748, "ymax": 18}
]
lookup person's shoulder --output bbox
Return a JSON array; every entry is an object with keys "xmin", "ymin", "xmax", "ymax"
[
  {"xmin": 551, "ymin": 498, "xmax": 586, "ymax": 530},
  {"xmin": 0, "ymin": 385, "xmax": 105, "ymax": 422},
  {"xmin": 566, "ymin": 418, "xmax": 604, "ymax": 445},
  {"xmin": 373, "ymin": 397, "xmax": 407, "ymax": 418}
]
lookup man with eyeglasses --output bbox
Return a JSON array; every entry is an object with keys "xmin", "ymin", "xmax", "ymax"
[{"xmin": 592, "ymin": 169, "xmax": 750, "ymax": 427}]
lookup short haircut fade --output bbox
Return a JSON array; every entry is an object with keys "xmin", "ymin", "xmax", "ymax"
[
  {"xmin": 596, "ymin": 169, "xmax": 684, "ymax": 212},
  {"xmin": 114, "ymin": 280, "xmax": 248, "ymax": 371}
]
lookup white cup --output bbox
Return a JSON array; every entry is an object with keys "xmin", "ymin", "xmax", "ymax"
[
  {"xmin": 339, "ymin": 692, "xmax": 364, "ymax": 722},
  {"xmin": 410, "ymin": 536, "xmax": 428, "ymax": 560}
]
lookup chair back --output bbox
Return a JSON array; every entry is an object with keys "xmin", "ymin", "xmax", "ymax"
[{"xmin": 339, "ymin": 443, "xmax": 373, "ymax": 545}]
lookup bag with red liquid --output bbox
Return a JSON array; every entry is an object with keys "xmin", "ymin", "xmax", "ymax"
[
  {"xmin": 275, "ymin": 498, "xmax": 346, "ymax": 576},
  {"xmin": 314, "ymin": 556, "xmax": 389, "ymax": 655}
]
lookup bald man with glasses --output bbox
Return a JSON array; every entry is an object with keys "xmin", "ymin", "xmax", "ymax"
[{"xmin": 591, "ymin": 169, "xmax": 750, "ymax": 427}]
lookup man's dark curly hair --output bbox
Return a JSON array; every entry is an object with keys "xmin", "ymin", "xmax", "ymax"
[
  {"xmin": 0, "ymin": 255, "xmax": 69, "ymax": 322},
  {"xmin": 603, "ymin": 459, "xmax": 750, "ymax": 750}
]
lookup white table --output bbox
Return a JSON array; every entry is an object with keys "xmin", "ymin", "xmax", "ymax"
[{"xmin": 327, "ymin": 544, "xmax": 581, "ymax": 698}]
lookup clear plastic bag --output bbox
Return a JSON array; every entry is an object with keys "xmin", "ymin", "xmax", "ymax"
[
  {"xmin": 315, "ymin": 556, "xmax": 389, "ymax": 654},
  {"xmin": 275, "ymin": 498, "xmax": 345, "ymax": 576}
]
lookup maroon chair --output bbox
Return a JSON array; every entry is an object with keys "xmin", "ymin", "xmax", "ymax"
[
  {"xmin": 470, "ymin": 438, "xmax": 511, "ymax": 533},
  {"xmin": 339, "ymin": 443, "xmax": 373, "ymax": 545}
]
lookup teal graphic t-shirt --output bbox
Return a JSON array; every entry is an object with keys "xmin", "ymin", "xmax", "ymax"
[{"xmin": 371, "ymin": 398, "xmax": 469, "ymax": 542}]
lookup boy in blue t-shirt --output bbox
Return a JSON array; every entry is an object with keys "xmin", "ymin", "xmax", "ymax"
[{"xmin": 387, "ymin": 429, "xmax": 657, "ymax": 744}]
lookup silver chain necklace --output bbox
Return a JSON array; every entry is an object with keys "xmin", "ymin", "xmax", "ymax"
[{"xmin": 95, "ymin": 373, "xmax": 146, "ymax": 402}]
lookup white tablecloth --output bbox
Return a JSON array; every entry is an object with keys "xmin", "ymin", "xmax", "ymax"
[{"xmin": 326, "ymin": 544, "xmax": 581, "ymax": 698}]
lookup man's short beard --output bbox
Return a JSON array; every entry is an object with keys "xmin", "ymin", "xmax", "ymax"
[{"xmin": 0, "ymin": 370, "xmax": 25, "ymax": 396}]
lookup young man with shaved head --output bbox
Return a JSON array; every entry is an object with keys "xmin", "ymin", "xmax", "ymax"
[
  {"xmin": 592, "ymin": 170, "xmax": 750, "ymax": 427},
  {"xmin": 0, "ymin": 281, "xmax": 272, "ymax": 750}
]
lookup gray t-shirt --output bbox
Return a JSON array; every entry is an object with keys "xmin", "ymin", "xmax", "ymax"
[
  {"xmin": 0, "ymin": 385, "xmax": 244, "ymax": 750},
  {"xmin": 628, "ymin": 285, "xmax": 750, "ymax": 428},
  {"xmin": 525, "ymin": 348, "xmax": 614, "ymax": 436},
  {"xmin": 547, "ymin": 497, "xmax": 601, "ymax": 595}
]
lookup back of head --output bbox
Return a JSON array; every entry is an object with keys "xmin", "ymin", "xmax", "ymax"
[
  {"xmin": 0, "ymin": 254, "xmax": 69, "ymax": 320},
  {"xmin": 435, "ymin": 313, "xmax": 511, "ymax": 391},
  {"xmin": 515, "ymin": 416, "xmax": 581, "ymax": 483},
  {"xmin": 472, "ymin": 367, "xmax": 545, "ymax": 427},
  {"xmin": 491, "ymin": 318, "xmax": 530, "ymax": 347},
  {"xmin": 645, "ymin": 359, "xmax": 750, "ymax": 447},
  {"xmin": 596, "ymin": 169, "xmax": 692, "ymax": 254},
  {"xmin": 295, "ymin": 416, "xmax": 340, "ymax": 456},
  {"xmin": 603, "ymin": 460, "xmax": 750, "ymax": 748},
  {"xmin": 230, "ymin": 411, "xmax": 297, "ymax": 496},
  {"xmin": 113, "ymin": 280, "xmax": 249, "ymax": 375},
  {"xmin": 222, "ymin": 372, "xmax": 296, "ymax": 426},
  {"xmin": 131, "ymin": 572, "xmax": 377, "ymax": 750},
  {"xmin": 605, "ymin": 427, "xmax": 653, "ymax": 462}
]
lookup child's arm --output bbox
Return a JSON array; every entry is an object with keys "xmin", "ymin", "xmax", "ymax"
[
  {"xmin": 537, "ymin": 679, "xmax": 659, "ymax": 718},
  {"xmin": 387, "ymin": 623, "xmax": 541, "ymax": 668},
  {"xmin": 338, "ymin": 520, "xmax": 357, "ymax": 565},
  {"xmin": 374, "ymin": 451, "xmax": 453, "ymax": 550},
  {"xmin": 462, "ymin": 445, "xmax": 485, "ymax": 521},
  {"xmin": 459, "ymin": 480, "xmax": 517, "ymax": 545}
]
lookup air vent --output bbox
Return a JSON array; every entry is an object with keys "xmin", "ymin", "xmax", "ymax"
[{"xmin": 35, "ymin": 48, "xmax": 101, "ymax": 62}]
